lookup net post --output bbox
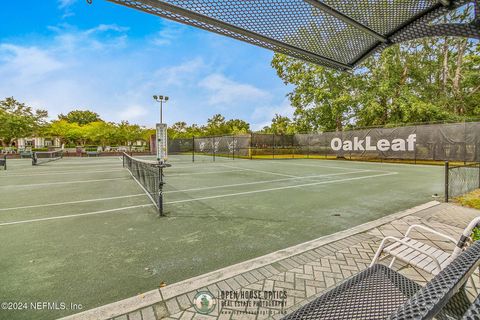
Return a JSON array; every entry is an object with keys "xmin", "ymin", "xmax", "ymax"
[
  {"xmin": 445, "ymin": 161, "xmax": 449, "ymax": 202},
  {"xmin": 158, "ymin": 165, "xmax": 165, "ymax": 217}
]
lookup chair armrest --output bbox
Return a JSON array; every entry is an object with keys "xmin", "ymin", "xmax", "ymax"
[
  {"xmin": 405, "ymin": 224, "xmax": 457, "ymax": 244},
  {"xmin": 389, "ymin": 241, "xmax": 480, "ymax": 320},
  {"xmin": 371, "ymin": 236, "xmax": 442, "ymax": 270}
]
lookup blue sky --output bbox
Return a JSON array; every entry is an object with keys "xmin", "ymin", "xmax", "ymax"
[{"xmin": 0, "ymin": 0, "xmax": 294, "ymax": 130}]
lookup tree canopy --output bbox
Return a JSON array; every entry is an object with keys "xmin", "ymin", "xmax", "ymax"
[
  {"xmin": 0, "ymin": 97, "xmax": 48, "ymax": 147},
  {"xmin": 59, "ymin": 110, "xmax": 102, "ymax": 125},
  {"xmin": 168, "ymin": 114, "xmax": 250, "ymax": 139}
]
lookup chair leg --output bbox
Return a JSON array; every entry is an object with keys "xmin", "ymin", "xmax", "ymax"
[
  {"xmin": 389, "ymin": 257, "xmax": 397, "ymax": 268},
  {"xmin": 370, "ymin": 239, "xmax": 389, "ymax": 267}
]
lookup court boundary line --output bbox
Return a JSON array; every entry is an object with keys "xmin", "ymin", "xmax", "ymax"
[
  {"xmin": 0, "ymin": 171, "xmax": 397, "ymax": 226},
  {"xmin": 166, "ymin": 170, "xmax": 372, "ymax": 194},
  {"xmin": 0, "ymin": 204, "xmax": 154, "ymax": 227},
  {"xmin": 0, "ymin": 194, "xmax": 146, "ymax": 211},
  {"xmin": 168, "ymin": 169, "xmax": 246, "ymax": 177},
  {"xmin": 1, "ymin": 177, "xmax": 130, "ymax": 188},
  {"xmin": 1, "ymin": 169, "xmax": 125, "ymax": 177},
  {"xmin": 269, "ymin": 160, "xmax": 394, "ymax": 173},
  {"xmin": 220, "ymin": 164, "xmax": 299, "ymax": 178},
  {"xmin": 0, "ymin": 170, "xmax": 371, "ymax": 211},
  {"xmin": 165, "ymin": 172, "xmax": 398, "ymax": 205}
]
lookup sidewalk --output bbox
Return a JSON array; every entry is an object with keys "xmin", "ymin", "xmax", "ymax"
[{"xmin": 62, "ymin": 201, "xmax": 480, "ymax": 320}]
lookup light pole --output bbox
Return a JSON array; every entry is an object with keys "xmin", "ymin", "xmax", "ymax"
[{"xmin": 153, "ymin": 95, "xmax": 169, "ymax": 123}]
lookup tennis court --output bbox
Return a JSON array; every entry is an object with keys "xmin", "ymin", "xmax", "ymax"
[{"xmin": 0, "ymin": 155, "xmax": 444, "ymax": 319}]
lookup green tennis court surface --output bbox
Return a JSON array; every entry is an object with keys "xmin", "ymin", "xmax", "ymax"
[{"xmin": 0, "ymin": 156, "xmax": 444, "ymax": 319}]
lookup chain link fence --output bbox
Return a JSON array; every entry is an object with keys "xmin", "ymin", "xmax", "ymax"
[{"xmin": 168, "ymin": 121, "xmax": 480, "ymax": 163}]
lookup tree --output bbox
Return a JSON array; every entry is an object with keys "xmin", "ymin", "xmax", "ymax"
[
  {"xmin": 115, "ymin": 121, "xmax": 145, "ymax": 149},
  {"xmin": 0, "ymin": 97, "xmax": 48, "ymax": 147},
  {"xmin": 205, "ymin": 114, "xmax": 228, "ymax": 136},
  {"xmin": 82, "ymin": 121, "xmax": 116, "ymax": 147},
  {"xmin": 225, "ymin": 119, "xmax": 250, "ymax": 134},
  {"xmin": 262, "ymin": 114, "xmax": 296, "ymax": 135},
  {"xmin": 59, "ymin": 110, "xmax": 102, "ymax": 125},
  {"xmin": 43, "ymin": 120, "xmax": 81, "ymax": 146}
]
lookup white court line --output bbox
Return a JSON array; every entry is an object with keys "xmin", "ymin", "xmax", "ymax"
[
  {"xmin": 1, "ymin": 177, "xmax": 129, "ymax": 188},
  {"xmin": 0, "ymin": 172, "xmax": 397, "ymax": 226},
  {"xmin": 166, "ymin": 172, "xmax": 398, "ymax": 205},
  {"xmin": 0, "ymin": 170, "xmax": 369, "ymax": 211},
  {"xmin": 168, "ymin": 169, "xmax": 246, "ymax": 177},
  {"xmin": 0, "ymin": 194, "xmax": 146, "ymax": 211},
  {"xmin": 0, "ymin": 204, "xmax": 154, "ymax": 227},
  {"xmin": 2, "ymin": 169, "xmax": 125, "ymax": 177},
  {"xmin": 270, "ymin": 160, "xmax": 393, "ymax": 173},
  {"xmin": 165, "ymin": 170, "xmax": 371, "ymax": 194},
  {"xmin": 220, "ymin": 164, "xmax": 298, "ymax": 178}
]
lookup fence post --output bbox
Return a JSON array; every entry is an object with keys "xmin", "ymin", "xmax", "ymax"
[
  {"xmin": 413, "ymin": 125, "xmax": 417, "ymax": 164},
  {"xmin": 272, "ymin": 134, "xmax": 275, "ymax": 159},
  {"xmin": 307, "ymin": 135, "xmax": 310, "ymax": 159},
  {"xmin": 464, "ymin": 121, "xmax": 467, "ymax": 165},
  {"xmin": 213, "ymin": 136, "xmax": 216, "ymax": 162},
  {"xmin": 232, "ymin": 135, "xmax": 235, "ymax": 160},
  {"xmin": 192, "ymin": 136, "xmax": 195, "ymax": 163},
  {"xmin": 250, "ymin": 133, "xmax": 253, "ymax": 160},
  {"xmin": 445, "ymin": 161, "xmax": 449, "ymax": 203}
]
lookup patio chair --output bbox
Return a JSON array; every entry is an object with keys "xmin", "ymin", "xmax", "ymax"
[
  {"xmin": 281, "ymin": 241, "xmax": 480, "ymax": 320},
  {"xmin": 370, "ymin": 216, "xmax": 480, "ymax": 276}
]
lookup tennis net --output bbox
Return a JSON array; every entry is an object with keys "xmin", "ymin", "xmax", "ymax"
[
  {"xmin": 123, "ymin": 153, "xmax": 165, "ymax": 215},
  {"xmin": 32, "ymin": 150, "xmax": 64, "ymax": 166}
]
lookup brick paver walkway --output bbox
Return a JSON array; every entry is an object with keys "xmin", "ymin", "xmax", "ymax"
[{"xmin": 63, "ymin": 202, "xmax": 480, "ymax": 320}]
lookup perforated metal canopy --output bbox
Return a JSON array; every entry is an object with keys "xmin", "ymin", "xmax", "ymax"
[{"xmin": 105, "ymin": 0, "xmax": 480, "ymax": 71}]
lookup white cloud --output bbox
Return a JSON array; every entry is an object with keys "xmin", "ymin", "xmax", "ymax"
[
  {"xmin": 85, "ymin": 24, "xmax": 129, "ymax": 35},
  {"xmin": 154, "ymin": 58, "xmax": 205, "ymax": 86},
  {"xmin": 149, "ymin": 20, "xmax": 186, "ymax": 47},
  {"xmin": 250, "ymin": 99, "xmax": 294, "ymax": 130},
  {"xmin": 58, "ymin": 0, "xmax": 77, "ymax": 9},
  {"xmin": 199, "ymin": 74, "xmax": 270, "ymax": 106},
  {"xmin": 118, "ymin": 105, "xmax": 149, "ymax": 121},
  {"xmin": 0, "ymin": 44, "xmax": 64, "ymax": 84}
]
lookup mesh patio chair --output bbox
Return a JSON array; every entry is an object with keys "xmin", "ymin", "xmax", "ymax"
[
  {"xmin": 282, "ymin": 241, "xmax": 480, "ymax": 320},
  {"xmin": 371, "ymin": 217, "xmax": 480, "ymax": 276}
]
